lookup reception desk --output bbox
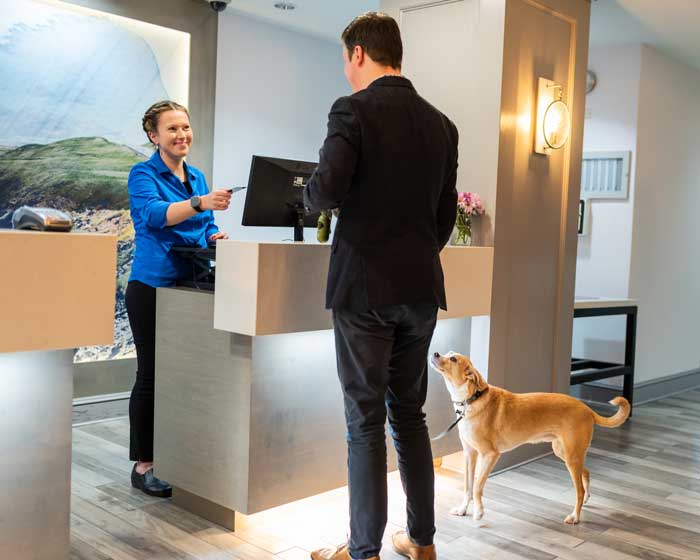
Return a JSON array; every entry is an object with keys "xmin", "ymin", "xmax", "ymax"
[
  {"xmin": 154, "ymin": 241, "xmax": 493, "ymax": 528},
  {"xmin": 0, "ymin": 230, "xmax": 117, "ymax": 560}
]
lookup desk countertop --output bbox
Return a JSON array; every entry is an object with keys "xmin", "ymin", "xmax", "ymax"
[
  {"xmin": 213, "ymin": 241, "xmax": 494, "ymax": 336},
  {"xmin": 574, "ymin": 296, "xmax": 637, "ymax": 310}
]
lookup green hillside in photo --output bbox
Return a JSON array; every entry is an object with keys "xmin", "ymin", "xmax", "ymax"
[
  {"xmin": 0, "ymin": 136, "xmax": 148, "ymax": 361},
  {"xmin": 0, "ymin": 136, "xmax": 146, "ymax": 211}
]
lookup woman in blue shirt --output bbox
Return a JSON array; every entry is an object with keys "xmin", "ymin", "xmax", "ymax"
[{"xmin": 126, "ymin": 100, "xmax": 230, "ymax": 497}]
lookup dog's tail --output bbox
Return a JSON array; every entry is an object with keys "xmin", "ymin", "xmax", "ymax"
[{"xmin": 592, "ymin": 397, "xmax": 631, "ymax": 428}]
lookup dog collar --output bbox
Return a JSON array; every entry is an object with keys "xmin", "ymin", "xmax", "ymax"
[
  {"xmin": 430, "ymin": 390, "xmax": 487, "ymax": 442},
  {"xmin": 453, "ymin": 389, "xmax": 486, "ymax": 408}
]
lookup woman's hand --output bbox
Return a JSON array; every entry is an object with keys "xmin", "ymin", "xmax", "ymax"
[
  {"xmin": 208, "ymin": 232, "xmax": 229, "ymax": 242},
  {"xmin": 200, "ymin": 189, "xmax": 232, "ymax": 211}
]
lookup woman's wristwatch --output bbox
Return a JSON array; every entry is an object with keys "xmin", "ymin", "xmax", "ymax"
[{"xmin": 190, "ymin": 195, "xmax": 204, "ymax": 212}]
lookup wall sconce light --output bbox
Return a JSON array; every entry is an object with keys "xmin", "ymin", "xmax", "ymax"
[{"xmin": 534, "ymin": 77, "xmax": 571, "ymax": 155}]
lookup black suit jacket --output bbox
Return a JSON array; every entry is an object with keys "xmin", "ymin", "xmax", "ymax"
[{"xmin": 304, "ymin": 76, "xmax": 458, "ymax": 311}]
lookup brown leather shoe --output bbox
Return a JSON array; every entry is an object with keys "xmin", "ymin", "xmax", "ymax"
[
  {"xmin": 392, "ymin": 531, "xmax": 436, "ymax": 560},
  {"xmin": 310, "ymin": 544, "xmax": 379, "ymax": 560}
]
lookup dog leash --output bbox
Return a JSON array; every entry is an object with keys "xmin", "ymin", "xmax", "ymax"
[
  {"xmin": 430, "ymin": 407, "xmax": 465, "ymax": 441},
  {"xmin": 430, "ymin": 389, "xmax": 485, "ymax": 442}
]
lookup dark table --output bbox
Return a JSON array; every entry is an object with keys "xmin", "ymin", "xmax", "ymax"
[{"xmin": 572, "ymin": 298, "xmax": 638, "ymax": 414}]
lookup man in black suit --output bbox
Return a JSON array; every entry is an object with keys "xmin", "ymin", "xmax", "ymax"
[{"xmin": 304, "ymin": 12, "xmax": 458, "ymax": 560}]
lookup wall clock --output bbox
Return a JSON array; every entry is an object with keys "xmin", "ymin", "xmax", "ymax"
[{"xmin": 586, "ymin": 70, "xmax": 597, "ymax": 94}]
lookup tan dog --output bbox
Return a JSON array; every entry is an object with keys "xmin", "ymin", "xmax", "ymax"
[{"xmin": 430, "ymin": 351, "xmax": 630, "ymax": 524}]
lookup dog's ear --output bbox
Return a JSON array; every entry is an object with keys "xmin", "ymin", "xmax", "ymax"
[
  {"xmin": 472, "ymin": 369, "xmax": 488, "ymax": 392},
  {"xmin": 466, "ymin": 365, "xmax": 488, "ymax": 392}
]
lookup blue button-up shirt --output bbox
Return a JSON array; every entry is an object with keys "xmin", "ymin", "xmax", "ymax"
[{"xmin": 128, "ymin": 150, "xmax": 219, "ymax": 287}]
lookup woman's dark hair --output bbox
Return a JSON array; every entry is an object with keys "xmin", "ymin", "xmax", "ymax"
[
  {"xmin": 142, "ymin": 100, "xmax": 190, "ymax": 145},
  {"xmin": 341, "ymin": 12, "xmax": 402, "ymax": 70}
]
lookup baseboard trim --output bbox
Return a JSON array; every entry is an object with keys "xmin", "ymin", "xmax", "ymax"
[
  {"xmin": 570, "ymin": 368, "xmax": 700, "ymax": 406},
  {"xmin": 73, "ymin": 357, "xmax": 135, "ymax": 400},
  {"xmin": 73, "ymin": 415, "xmax": 128, "ymax": 428},
  {"xmin": 440, "ymin": 445, "xmax": 553, "ymax": 477},
  {"xmin": 73, "ymin": 392, "xmax": 131, "ymax": 407},
  {"xmin": 173, "ymin": 486, "xmax": 236, "ymax": 531},
  {"xmin": 492, "ymin": 451, "xmax": 554, "ymax": 476}
]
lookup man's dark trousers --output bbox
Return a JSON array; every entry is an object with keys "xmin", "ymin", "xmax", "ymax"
[{"xmin": 333, "ymin": 302, "xmax": 438, "ymax": 560}]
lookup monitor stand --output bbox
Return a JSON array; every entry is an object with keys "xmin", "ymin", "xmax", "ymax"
[{"xmin": 290, "ymin": 203, "xmax": 305, "ymax": 242}]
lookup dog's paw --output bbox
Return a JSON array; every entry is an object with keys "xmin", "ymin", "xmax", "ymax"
[
  {"xmin": 583, "ymin": 492, "xmax": 591, "ymax": 504},
  {"xmin": 450, "ymin": 505, "xmax": 468, "ymax": 516},
  {"xmin": 564, "ymin": 513, "xmax": 580, "ymax": 525},
  {"xmin": 473, "ymin": 508, "xmax": 484, "ymax": 521}
]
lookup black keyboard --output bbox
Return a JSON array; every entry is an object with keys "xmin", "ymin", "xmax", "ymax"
[{"xmin": 171, "ymin": 246, "xmax": 216, "ymax": 291}]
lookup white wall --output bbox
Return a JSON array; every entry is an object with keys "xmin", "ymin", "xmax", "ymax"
[
  {"xmin": 573, "ymin": 45, "xmax": 641, "ymax": 365},
  {"xmin": 212, "ymin": 12, "xmax": 348, "ymax": 241},
  {"xmin": 576, "ymin": 45, "xmax": 640, "ymax": 298},
  {"xmin": 575, "ymin": 43, "xmax": 700, "ymax": 386},
  {"xmin": 628, "ymin": 45, "xmax": 700, "ymax": 383},
  {"xmin": 381, "ymin": 0, "xmax": 503, "ymax": 247}
]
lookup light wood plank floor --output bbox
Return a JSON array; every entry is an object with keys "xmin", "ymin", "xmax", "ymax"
[{"xmin": 71, "ymin": 390, "xmax": 700, "ymax": 560}]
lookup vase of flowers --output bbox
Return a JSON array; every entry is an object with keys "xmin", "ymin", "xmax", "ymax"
[{"xmin": 453, "ymin": 191, "xmax": 485, "ymax": 246}]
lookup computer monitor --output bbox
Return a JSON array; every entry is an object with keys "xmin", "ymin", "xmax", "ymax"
[{"xmin": 241, "ymin": 155, "xmax": 319, "ymax": 241}]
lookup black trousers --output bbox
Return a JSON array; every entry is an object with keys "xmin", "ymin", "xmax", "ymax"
[
  {"xmin": 333, "ymin": 303, "xmax": 438, "ymax": 559},
  {"xmin": 125, "ymin": 280, "xmax": 157, "ymax": 462}
]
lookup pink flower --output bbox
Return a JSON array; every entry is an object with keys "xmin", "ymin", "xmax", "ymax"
[{"xmin": 457, "ymin": 191, "xmax": 485, "ymax": 217}]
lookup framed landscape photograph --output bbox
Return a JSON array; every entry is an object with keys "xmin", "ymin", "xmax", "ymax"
[{"xmin": 0, "ymin": 0, "xmax": 190, "ymax": 362}]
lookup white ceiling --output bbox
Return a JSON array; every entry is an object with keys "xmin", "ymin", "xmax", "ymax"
[
  {"xmin": 219, "ymin": 0, "xmax": 700, "ymax": 71},
  {"xmin": 590, "ymin": 0, "xmax": 700, "ymax": 70},
  {"xmin": 221, "ymin": 0, "xmax": 380, "ymax": 44}
]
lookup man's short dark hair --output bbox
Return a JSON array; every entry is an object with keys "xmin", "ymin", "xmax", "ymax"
[{"xmin": 341, "ymin": 12, "xmax": 402, "ymax": 70}]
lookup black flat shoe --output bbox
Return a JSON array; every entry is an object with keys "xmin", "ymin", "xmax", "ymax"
[{"xmin": 131, "ymin": 464, "xmax": 172, "ymax": 498}]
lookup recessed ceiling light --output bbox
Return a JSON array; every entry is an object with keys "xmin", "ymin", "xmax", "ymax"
[{"xmin": 274, "ymin": 2, "xmax": 296, "ymax": 10}]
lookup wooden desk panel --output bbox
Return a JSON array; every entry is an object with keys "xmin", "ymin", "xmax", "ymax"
[{"xmin": 0, "ymin": 230, "xmax": 117, "ymax": 353}]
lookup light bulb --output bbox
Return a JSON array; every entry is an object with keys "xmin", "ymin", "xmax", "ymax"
[{"xmin": 543, "ymin": 99, "xmax": 571, "ymax": 150}]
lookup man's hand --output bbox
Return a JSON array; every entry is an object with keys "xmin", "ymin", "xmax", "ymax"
[{"xmin": 317, "ymin": 211, "xmax": 332, "ymax": 243}]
